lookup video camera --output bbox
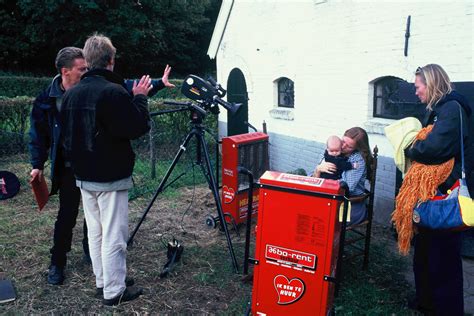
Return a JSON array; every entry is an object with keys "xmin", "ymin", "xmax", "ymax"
[{"xmin": 181, "ymin": 75, "xmax": 241, "ymax": 115}]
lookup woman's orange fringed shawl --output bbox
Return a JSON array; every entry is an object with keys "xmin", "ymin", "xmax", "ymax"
[{"xmin": 391, "ymin": 125, "xmax": 454, "ymax": 255}]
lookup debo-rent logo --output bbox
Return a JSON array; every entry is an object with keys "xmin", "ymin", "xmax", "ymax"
[{"xmin": 265, "ymin": 245, "xmax": 317, "ymax": 270}]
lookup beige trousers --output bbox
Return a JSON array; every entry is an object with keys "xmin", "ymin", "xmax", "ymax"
[{"xmin": 80, "ymin": 189, "xmax": 128, "ymax": 299}]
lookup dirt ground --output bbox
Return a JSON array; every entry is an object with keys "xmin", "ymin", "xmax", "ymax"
[
  {"xmin": 0, "ymin": 156, "xmax": 416, "ymax": 314},
  {"xmin": 0, "ymin": 161, "xmax": 253, "ymax": 314}
]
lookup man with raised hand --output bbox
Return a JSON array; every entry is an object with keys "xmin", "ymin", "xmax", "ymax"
[{"xmin": 61, "ymin": 33, "xmax": 171, "ymax": 305}]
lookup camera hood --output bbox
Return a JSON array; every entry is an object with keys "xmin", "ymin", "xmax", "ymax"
[{"xmin": 181, "ymin": 75, "xmax": 241, "ymax": 114}]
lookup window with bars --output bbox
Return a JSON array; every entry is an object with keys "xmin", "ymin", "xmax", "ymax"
[
  {"xmin": 277, "ymin": 77, "xmax": 294, "ymax": 108},
  {"xmin": 374, "ymin": 77, "xmax": 474, "ymax": 121},
  {"xmin": 373, "ymin": 76, "xmax": 424, "ymax": 120}
]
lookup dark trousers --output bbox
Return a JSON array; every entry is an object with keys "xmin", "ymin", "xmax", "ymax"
[
  {"xmin": 50, "ymin": 166, "xmax": 89, "ymax": 267},
  {"xmin": 413, "ymin": 228, "xmax": 464, "ymax": 315}
]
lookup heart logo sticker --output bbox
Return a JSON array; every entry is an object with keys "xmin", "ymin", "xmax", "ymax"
[
  {"xmin": 223, "ymin": 185, "xmax": 235, "ymax": 204},
  {"xmin": 273, "ymin": 275, "xmax": 305, "ymax": 305}
]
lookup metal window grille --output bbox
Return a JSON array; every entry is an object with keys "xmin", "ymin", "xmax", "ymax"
[
  {"xmin": 278, "ymin": 78, "xmax": 295, "ymax": 108},
  {"xmin": 237, "ymin": 140, "xmax": 269, "ymax": 191}
]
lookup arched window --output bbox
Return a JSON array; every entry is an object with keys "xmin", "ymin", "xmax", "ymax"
[
  {"xmin": 277, "ymin": 77, "xmax": 294, "ymax": 108},
  {"xmin": 373, "ymin": 76, "xmax": 424, "ymax": 120}
]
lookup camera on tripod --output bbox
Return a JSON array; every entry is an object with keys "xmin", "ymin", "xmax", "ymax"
[
  {"xmin": 129, "ymin": 74, "xmax": 243, "ymax": 272},
  {"xmin": 181, "ymin": 75, "xmax": 241, "ymax": 115}
]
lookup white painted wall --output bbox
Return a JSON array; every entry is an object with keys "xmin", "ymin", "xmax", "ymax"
[
  {"xmin": 210, "ymin": 0, "xmax": 474, "ymax": 223},
  {"xmin": 214, "ymin": 0, "xmax": 473, "ymax": 147}
]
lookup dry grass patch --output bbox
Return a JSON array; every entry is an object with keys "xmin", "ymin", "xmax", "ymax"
[
  {"xmin": 1, "ymin": 155, "xmax": 414, "ymax": 315},
  {"xmin": 0, "ymin": 156, "xmax": 251, "ymax": 314}
]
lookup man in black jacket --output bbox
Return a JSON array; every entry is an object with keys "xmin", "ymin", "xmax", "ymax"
[
  {"xmin": 61, "ymin": 33, "xmax": 168, "ymax": 305},
  {"xmin": 29, "ymin": 47, "xmax": 174, "ymax": 287},
  {"xmin": 29, "ymin": 47, "xmax": 90, "ymax": 286}
]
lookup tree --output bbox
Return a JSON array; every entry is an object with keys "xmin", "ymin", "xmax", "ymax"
[{"xmin": 0, "ymin": 0, "xmax": 222, "ymax": 77}]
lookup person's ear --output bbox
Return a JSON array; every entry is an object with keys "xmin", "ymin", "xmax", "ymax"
[
  {"xmin": 61, "ymin": 67, "xmax": 70, "ymax": 78},
  {"xmin": 107, "ymin": 57, "xmax": 115, "ymax": 70}
]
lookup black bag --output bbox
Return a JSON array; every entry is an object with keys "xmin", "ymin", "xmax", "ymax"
[{"xmin": 0, "ymin": 171, "xmax": 20, "ymax": 200}]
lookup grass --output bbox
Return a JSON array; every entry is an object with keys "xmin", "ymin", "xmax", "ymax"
[
  {"xmin": 0, "ymin": 155, "xmax": 415, "ymax": 314},
  {"xmin": 334, "ymin": 234, "xmax": 414, "ymax": 315}
]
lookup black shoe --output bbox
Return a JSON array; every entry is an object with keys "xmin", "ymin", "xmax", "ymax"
[
  {"xmin": 102, "ymin": 287, "xmax": 143, "ymax": 306},
  {"xmin": 407, "ymin": 298, "xmax": 435, "ymax": 314},
  {"xmin": 47, "ymin": 265, "xmax": 65, "ymax": 285},
  {"xmin": 160, "ymin": 239, "xmax": 184, "ymax": 278},
  {"xmin": 95, "ymin": 277, "xmax": 135, "ymax": 299},
  {"xmin": 407, "ymin": 298, "xmax": 418, "ymax": 310}
]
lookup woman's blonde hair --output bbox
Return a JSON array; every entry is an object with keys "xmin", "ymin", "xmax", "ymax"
[{"xmin": 415, "ymin": 64, "xmax": 452, "ymax": 110}]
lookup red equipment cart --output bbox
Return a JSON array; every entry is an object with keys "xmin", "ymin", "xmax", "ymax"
[
  {"xmin": 221, "ymin": 132, "xmax": 269, "ymax": 225},
  {"xmin": 251, "ymin": 171, "xmax": 345, "ymax": 315}
]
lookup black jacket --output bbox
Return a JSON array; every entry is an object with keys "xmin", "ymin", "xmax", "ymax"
[
  {"xmin": 405, "ymin": 91, "xmax": 473, "ymax": 194},
  {"xmin": 28, "ymin": 75, "xmax": 65, "ymax": 194},
  {"xmin": 61, "ymin": 69, "xmax": 151, "ymax": 182},
  {"xmin": 320, "ymin": 150, "xmax": 353, "ymax": 180}
]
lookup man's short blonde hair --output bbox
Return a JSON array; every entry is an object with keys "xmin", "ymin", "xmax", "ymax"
[{"xmin": 83, "ymin": 33, "xmax": 116, "ymax": 70}]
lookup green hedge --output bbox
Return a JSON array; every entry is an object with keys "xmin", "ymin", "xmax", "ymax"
[
  {"xmin": 0, "ymin": 94, "xmax": 217, "ymax": 158},
  {"xmin": 0, "ymin": 96, "xmax": 34, "ymax": 131},
  {"xmin": 0, "ymin": 96, "xmax": 34, "ymax": 155},
  {"xmin": 149, "ymin": 79, "xmax": 183, "ymax": 99},
  {"xmin": 0, "ymin": 76, "xmax": 52, "ymax": 97},
  {"xmin": 0, "ymin": 76, "xmax": 183, "ymax": 99}
]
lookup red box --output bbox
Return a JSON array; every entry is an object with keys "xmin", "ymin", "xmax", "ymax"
[
  {"xmin": 251, "ymin": 171, "xmax": 344, "ymax": 315},
  {"xmin": 221, "ymin": 132, "xmax": 269, "ymax": 225}
]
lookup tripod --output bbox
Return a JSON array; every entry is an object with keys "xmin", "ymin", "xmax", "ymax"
[{"xmin": 128, "ymin": 101, "xmax": 239, "ymax": 272}]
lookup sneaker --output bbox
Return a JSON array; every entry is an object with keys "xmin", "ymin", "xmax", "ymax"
[
  {"xmin": 95, "ymin": 277, "xmax": 135, "ymax": 299},
  {"xmin": 47, "ymin": 265, "xmax": 65, "ymax": 285},
  {"xmin": 102, "ymin": 287, "xmax": 143, "ymax": 306}
]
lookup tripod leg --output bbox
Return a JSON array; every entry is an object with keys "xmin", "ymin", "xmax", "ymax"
[
  {"xmin": 198, "ymin": 131, "xmax": 239, "ymax": 273},
  {"xmin": 128, "ymin": 131, "xmax": 196, "ymax": 247},
  {"xmin": 196, "ymin": 156, "xmax": 212, "ymax": 186}
]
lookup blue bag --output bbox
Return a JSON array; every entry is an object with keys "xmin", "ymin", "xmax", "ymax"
[
  {"xmin": 412, "ymin": 105, "xmax": 474, "ymax": 230},
  {"xmin": 413, "ymin": 185, "xmax": 464, "ymax": 229}
]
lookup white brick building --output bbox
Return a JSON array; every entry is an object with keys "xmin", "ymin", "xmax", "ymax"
[{"xmin": 207, "ymin": 0, "xmax": 474, "ymax": 225}]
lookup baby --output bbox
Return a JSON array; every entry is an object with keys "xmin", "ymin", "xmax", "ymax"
[{"xmin": 318, "ymin": 135, "xmax": 355, "ymax": 180}]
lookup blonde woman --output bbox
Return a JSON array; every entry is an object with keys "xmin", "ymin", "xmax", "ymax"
[{"xmin": 405, "ymin": 64, "xmax": 472, "ymax": 315}]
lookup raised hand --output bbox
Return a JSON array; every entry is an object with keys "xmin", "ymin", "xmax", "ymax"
[
  {"xmin": 162, "ymin": 64, "xmax": 175, "ymax": 88},
  {"xmin": 132, "ymin": 75, "xmax": 153, "ymax": 96}
]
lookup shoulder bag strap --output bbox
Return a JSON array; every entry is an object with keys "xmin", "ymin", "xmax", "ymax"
[{"xmin": 458, "ymin": 103, "xmax": 466, "ymax": 179}]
